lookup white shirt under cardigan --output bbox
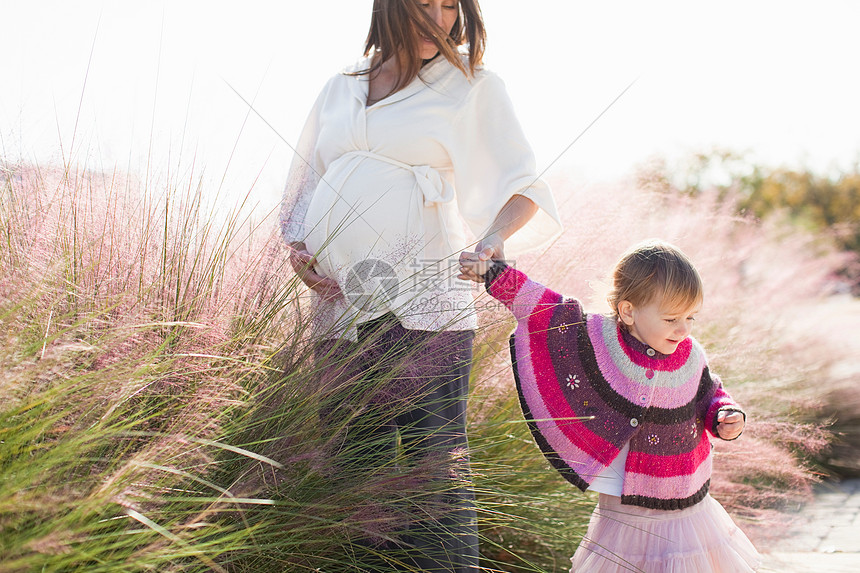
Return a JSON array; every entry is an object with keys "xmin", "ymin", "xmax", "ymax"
[
  {"xmin": 588, "ymin": 442, "xmax": 629, "ymax": 497},
  {"xmin": 280, "ymin": 54, "xmax": 562, "ymax": 340}
]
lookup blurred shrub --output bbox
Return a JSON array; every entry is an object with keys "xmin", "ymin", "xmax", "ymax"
[{"xmin": 639, "ymin": 149, "xmax": 860, "ymax": 292}]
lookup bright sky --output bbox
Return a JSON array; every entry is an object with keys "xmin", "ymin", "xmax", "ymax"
[{"xmin": 2, "ymin": 0, "xmax": 860, "ymax": 214}]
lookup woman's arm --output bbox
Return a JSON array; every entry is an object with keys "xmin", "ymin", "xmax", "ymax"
[
  {"xmin": 281, "ymin": 77, "xmax": 345, "ymax": 300},
  {"xmin": 458, "ymin": 194, "xmax": 537, "ymax": 282},
  {"xmin": 450, "ymin": 71, "xmax": 561, "ymax": 259}
]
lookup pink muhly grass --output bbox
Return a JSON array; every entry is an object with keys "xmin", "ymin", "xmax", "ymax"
[{"xmin": 0, "ymin": 159, "xmax": 303, "ymax": 570}]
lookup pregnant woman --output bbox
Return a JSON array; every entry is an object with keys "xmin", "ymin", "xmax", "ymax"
[{"xmin": 280, "ymin": 1, "xmax": 561, "ymax": 569}]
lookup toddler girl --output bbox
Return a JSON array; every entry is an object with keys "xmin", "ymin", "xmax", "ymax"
[{"xmin": 459, "ymin": 240, "xmax": 761, "ymax": 572}]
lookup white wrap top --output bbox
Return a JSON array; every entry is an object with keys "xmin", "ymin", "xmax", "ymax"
[{"xmin": 281, "ymin": 54, "xmax": 562, "ymax": 339}]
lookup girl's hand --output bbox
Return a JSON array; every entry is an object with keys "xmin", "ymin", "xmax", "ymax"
[
  {"xmin": 288, "ymin": 242, "xmax": 342, "ymax": 301},
  {"xmin": 716, "ymin": 410, "xmax": 745, "ymax": 440},
  {"xmin": 457, "ymin": 251, "xmax": 487, "ymax": 282},
  {"xmin": 458, "ymin": 233, "xmax": 505, "ymax": 282}
]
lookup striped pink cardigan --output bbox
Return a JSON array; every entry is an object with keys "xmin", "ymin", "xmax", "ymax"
[{"xmin": 487, "ymin": 265, "xmax": 745, "ymax": 510}]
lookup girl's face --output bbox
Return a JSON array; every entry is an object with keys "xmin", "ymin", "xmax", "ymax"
[
  {"xmin": 417, "ymin": 1, "xmax": 459, "ymax": 60},
  {"xmin": 619, "ymin": 297, "xmax": 700, "ymax": 355}
]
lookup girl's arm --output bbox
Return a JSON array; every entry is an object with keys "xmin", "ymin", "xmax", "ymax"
[
  {"xmin": 700, "ymin": 370, "xmax": 747, "ymax": 441},
  {"xmin": 457, "ymin": 257, "xmax": 564, "ymax": 323}
]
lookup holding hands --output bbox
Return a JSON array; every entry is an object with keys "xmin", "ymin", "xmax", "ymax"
[
  {"xmin": 458, "ymin": 232, "xmax": 504, "ymax": 283},
  {"xmin": 459, "ymin": 195, "xmax": 536, "ymax": 282},
  {"xmin": 716, "ymin": 410, "xmax": 745, "ymax": 440}
]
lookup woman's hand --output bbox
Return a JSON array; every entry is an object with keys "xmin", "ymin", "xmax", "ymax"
[
  {"xmin": 475, "ymin": 232, "xmax": 505, "ymax": 263},
  {"xmin": 458, "ymin": 232, "xmax": 504, "ymax": 282},
  {"xmin": 716, "ymin": 410, "xmax": 745, "ymax": 440},
  {"xmin": 288, "ymin": 242, "xmax": 343, "ymax": 301},
  {"xmin": 458, "ymin": 195, "xmax": 536, "ymax": 283}
]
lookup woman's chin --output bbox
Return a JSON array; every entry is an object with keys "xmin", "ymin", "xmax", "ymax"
[{"xmin": 419, "ymin": 41, "xmax": 439, "ymax": 60}]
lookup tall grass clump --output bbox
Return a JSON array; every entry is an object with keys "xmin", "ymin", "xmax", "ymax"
[{"xmin": 0, "ymin": 160, "xmax": 274, "ymax": 571}]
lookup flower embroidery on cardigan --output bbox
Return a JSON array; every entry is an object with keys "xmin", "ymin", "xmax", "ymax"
[{"xmin": 566, "ymin": 373, "xmax": 580, "ymax": 389}]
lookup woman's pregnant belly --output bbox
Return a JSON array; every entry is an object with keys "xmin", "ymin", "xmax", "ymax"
[
  {"xmin": 303, "ymin": 156, "xmax": 425, "ymax": 281},
  {"xmin": 300, "ymin": 153, "xmax": 473, "ymax": 329}
]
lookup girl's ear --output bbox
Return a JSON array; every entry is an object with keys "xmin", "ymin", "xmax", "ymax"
[{"xmin": 618, "ymin": 300, "xmax": 635, "ymax": 326}]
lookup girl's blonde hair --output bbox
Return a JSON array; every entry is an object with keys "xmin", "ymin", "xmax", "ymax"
[{"xmin": 607, "ymin": 240, "xmax": 703, "ymax": 319}]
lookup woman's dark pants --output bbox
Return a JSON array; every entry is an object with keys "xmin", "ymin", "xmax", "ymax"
[{"xmin": 317, "ymin": 314, "xmax": 478, "ymax": 572}]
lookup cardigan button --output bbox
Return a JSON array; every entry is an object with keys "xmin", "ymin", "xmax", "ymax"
[
  {"xmin": 646, "ymin": 348, "xmax": 656, "ymax": 357},
  {"xmin": 630, "ymin": 418, "xmax": 639, "ymax": 427}
]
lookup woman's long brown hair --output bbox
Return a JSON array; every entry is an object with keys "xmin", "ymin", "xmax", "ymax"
[{"xmin": 356, "ymin": 0, "xmax": 486, "ymax": 95}]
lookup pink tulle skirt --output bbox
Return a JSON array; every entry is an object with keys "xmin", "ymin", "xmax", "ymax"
[{"xmin": 570, "ymin": 494, "xmax": 761, "ymax": 573}]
